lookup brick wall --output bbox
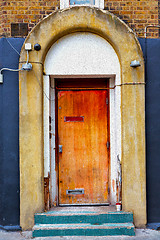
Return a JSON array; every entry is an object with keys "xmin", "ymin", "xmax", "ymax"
[
  {"xmin": 0, "ymin": 0, "xmax": 159, "ymax": 38},
  {"xmin": 104, "ymin": 0, "xmax": 159, "ymax": 38},
  {"xmin": 0, "ymin": 0, "xmax": 60, "ymax": 37}
]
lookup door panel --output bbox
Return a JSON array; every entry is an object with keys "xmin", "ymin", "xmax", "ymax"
[{"xmin": 58, "ymin": 89, "xmax": 109, "ymax": 204}]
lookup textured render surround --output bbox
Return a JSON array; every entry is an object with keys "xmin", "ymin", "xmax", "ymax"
[{"xmin": 19, "ymin": 6, "xmax": 146, "ymax": 230}]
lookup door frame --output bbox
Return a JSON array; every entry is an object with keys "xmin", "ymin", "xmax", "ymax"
[
  {"xmin": 46, "ymin": 74, "xmax": 120, "ymax": 207},
  {"xmin": 56, "ymin": 78, "xmax": 110, "ymax": 206}
]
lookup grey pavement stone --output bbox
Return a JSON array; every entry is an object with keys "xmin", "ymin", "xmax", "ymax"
[{"xmin": 0, "ymin": 229, "xmax": 160, "ymax": 240}]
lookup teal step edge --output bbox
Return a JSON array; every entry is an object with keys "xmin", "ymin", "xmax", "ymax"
[
  {"xmin": 33, "ymin": 225, "xmax": 135, "ymax": 237},
  {"xmin": 35, "ymin": 213, "xmax": 133, "ymax": 224}
]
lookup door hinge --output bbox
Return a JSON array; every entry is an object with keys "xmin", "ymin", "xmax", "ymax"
[
  {"xmin": 107, "ymin": 141, "xmax": 110, "ymax": 149},
  {"xmin": 106, "ymin": 98, "xmax": 109, "ymax": 105}
]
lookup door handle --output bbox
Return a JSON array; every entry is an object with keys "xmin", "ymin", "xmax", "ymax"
[{"xmin": 59, "ymin": 145, "xmax": 63, "ymax": 153}]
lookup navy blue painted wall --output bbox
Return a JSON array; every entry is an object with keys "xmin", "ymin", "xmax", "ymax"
[
  {"xmin": 139, "ymin": 38, "xmax": 160, "ymax": 225},
  {"xmin": 0, "ymin": 38, "xmax": 24, "ymax": 229},
  {"xmin": 0, "ymin": 37, "xmax": 160, "ymax": 228}
]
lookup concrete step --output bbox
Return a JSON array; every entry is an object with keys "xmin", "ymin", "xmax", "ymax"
[
  {"xmin": 32, "ymin": 223, "xmax": 135, "ymax": 237},
  {"xmin": 35, "ymin": 211, "xmax": 133, "ymax": 225}
]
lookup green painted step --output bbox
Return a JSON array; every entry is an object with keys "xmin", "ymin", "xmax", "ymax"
[
  {"xmin": 32, "ymin": 223, "xmax": 135, "ymax": 237},
  {"xmin": 35, "ymin": 211, "xmax": 133, "ymax": 225}
]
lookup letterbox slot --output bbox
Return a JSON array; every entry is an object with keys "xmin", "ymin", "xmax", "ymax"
[{"xmin": 66, "ymin": 189, "xmax": 84, "ymax": 195}]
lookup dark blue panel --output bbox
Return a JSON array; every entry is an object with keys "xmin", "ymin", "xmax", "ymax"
[
  {"xmin": 139, "ymin": 38, "xmax": 160, "ymax": 224},
  {"xmin": 0, "ymin": 37, "xmax": 24, "ymax": 228}
]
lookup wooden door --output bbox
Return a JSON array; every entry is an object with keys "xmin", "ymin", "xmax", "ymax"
[{"xmin": 57, "ymin": 79, "xmax": 110, "ymax": 205}]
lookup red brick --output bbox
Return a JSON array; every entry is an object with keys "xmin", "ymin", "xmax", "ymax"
[{"xmin": 0, "ymin": 0, "xmax": 159, "ymax": 38}]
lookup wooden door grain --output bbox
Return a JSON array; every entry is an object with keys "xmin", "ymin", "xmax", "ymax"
[{"xmin": 58, "ymin": 89, "xmax": 109, "ymax": 204}]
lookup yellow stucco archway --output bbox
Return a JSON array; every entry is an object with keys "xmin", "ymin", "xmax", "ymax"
[{"xmin": 19, "ymin": 6, "xmax": 146, "ymax": 230}]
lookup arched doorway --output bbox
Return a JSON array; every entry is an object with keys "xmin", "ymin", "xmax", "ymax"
[{"xmin": 19, "ymin": 6, "xmax": 146, "ymax": 230}]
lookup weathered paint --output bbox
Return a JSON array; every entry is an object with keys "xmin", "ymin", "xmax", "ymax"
[
  {"xmin": 34, "ymin": 210, "xmax": 134, "ymax": 224},
  {"xmin": 19, "ymin": 6, "xmax": 145, "ymax": 229},
  {"xmin": 43, "ymin": 75, "xmax": 50, "ymax": 178},
  {"xmin": 44, "ymin": 177, "xmax": 50, "ymax": 211},
  {"xmin": 58, "ymin": 89, "xmax": 109, "ymax": 204},
  {"xmin": 32, "ymin": 223, "xmax": 135, "ymax": 237},
  {"xmin": 19, "ymin": 64, "xmax": 44, "ymax": 230},
  {"xmin": 49, "ymin": 78, "xmax": 57, "ymax": 206},
  {"xmin": 33, "ymin": 207, "xmax": 135, "ymax": 237}
]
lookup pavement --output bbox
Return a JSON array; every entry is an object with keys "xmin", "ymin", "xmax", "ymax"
[{"xmin": 0, "ymin": 229, "xmax": 160, "ymax": 240}]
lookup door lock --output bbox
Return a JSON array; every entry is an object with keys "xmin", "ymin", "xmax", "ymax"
[{"xmin": 59, "ymin": 145, "xmax": 63, "ymax": 153}]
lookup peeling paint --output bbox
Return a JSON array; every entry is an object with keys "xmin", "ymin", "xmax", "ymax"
[{"xmin": 112, "ymin": 179, "xmax": 115, "ymax": 193}]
